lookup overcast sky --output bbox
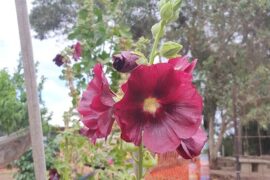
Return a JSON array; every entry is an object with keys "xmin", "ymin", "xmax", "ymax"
[{"xmin": 0, "ymin": 0, "xmax": 72, "ymax": 126}]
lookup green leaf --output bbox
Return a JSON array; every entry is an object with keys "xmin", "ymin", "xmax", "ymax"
[
  {"xmin": 133, "ymin": 51, "xmax": 148, "ymax": 65},
  {"xmin": 94, "ymin": 8, "xmax": 103, "ymax": 22},
  {"xmin": 78, "ymin": 9, "xmax": 88, "ymax": 19},
  {"xmin": 68, "ymin": 31, "xmax": 78, "ymax": 40},
  {"xmin": 151, "ymin": 22, "xmax": 164, "ymax": 38},
  {"xmin": 160, "ymin": 41, "xmax": 183, "ymax": 58}
]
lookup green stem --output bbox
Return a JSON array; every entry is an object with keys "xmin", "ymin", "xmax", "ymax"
[
  {"xmin": 120, "ymin": 139, "xmax": 123, "ymax": 151},
  {"xmin": 65, "ymin": 136, "xmax": 69, "ymax": 162},
  {"xmin": 149, "ymin": 21, "xmax": 165, "ymax": 64},
  {"xmin": 137, "ymin": 143, "xmax": 143, "ymax": 180}
]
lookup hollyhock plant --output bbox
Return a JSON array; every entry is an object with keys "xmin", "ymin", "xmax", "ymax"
[
  {"xmin": 112, "ymin": 51, "xmax": 139, "ymax": 73},
  {"xmin": 72, "ymin": 42, "xmax": 82, "ymax": 61},
  {"xmin": 77, "ymin": 63, "xmax": 115, "ymax": 143},
  {"xmin": 114, "ymin": 63, "xmax": 203, "ymax": 153},
  {"xmin": 76, "ymin": 1, "xmax": 207, "ymax": 179}
]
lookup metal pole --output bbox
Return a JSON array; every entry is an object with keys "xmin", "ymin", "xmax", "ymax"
[{"xmin": 14, "ymin": 0, "xmax": 46, "ymax": 179}]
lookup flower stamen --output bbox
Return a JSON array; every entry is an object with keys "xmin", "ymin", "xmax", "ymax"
[{"xmin": 143, "ymin": 97, "xmax": 160, "ymax": 114}]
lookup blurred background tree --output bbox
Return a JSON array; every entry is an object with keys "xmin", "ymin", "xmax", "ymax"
[
  {"xmin": 0, "ymin": 69, "xmax": 28, "ymax": 135},
  {"xmin": 0, "ymin": 55, "xmax": 52, "ymax": 135}
]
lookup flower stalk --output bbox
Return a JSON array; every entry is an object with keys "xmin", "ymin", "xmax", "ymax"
[
  {"xmin": 137, "ymin": 143, "xmax": 144, "ymax": 180},
  {"xmin": 149, "ymin": 20, "xmax": 165, "ymax": 64}
]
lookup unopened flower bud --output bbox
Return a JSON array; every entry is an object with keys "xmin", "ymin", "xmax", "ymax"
[
  {"xmin": 49, "ymin": 168, "xmax": 60, "ymax": 180},
  {"xmin": 112, "ymin": 51, "xmax": 139, "ymax": 73},
  {"xmin": 160, "ymin": 2, "xmax": 174, "ymax": 21},
  {"xmin": 72, "ymin": 42, "xmax": 82, "ymax": 61},
  {"xmin": 53, "ymin": 54, "xmax": 64, "ymax": 67}
]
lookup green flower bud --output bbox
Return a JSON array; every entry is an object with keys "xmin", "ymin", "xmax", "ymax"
[
  {"xmin": 160, "ymin": 41, "xmax": 183, "ymax": 58},
  {"xmin": 158, "ymin": 0, "xmax": 168, "ymax": 10},
  {"xmin": 172, "ymin": 0, "xmax": 182, "ymax": 21},
  {"xmin": 160, "ymin": 2, "xmax": 174, "ymax": 21}
]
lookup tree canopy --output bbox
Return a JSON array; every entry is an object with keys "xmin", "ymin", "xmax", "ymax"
[{"xmin": 0, "ymin": 69, "xmax": 28, "ymax": 135}]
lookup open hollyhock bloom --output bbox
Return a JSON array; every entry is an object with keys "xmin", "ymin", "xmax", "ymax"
[
  {"xmin": 77, "ymin": 64, "xmax": 115, "ymax": 143},
  {"xmin": 114, "ymin": 63, "xmax": 203, "ymax": 153},
  {"xmin": 78, "ymin": 53, "xmax": 206, "ymax": 158}
]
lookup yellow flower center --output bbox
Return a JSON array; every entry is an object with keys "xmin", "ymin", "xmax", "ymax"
[{"xmin": 143, "ymin": 97, "xmax": 160, "ymax": 114}]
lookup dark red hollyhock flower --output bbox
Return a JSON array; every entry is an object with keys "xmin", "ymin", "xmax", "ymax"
[
  {"xmin": 177, "ymin": 127, "xmax": 207, "ymax": 159},
  {"xmin": 48, "ymin": 168, "xmax": 60, "ymax": 180},
  {"xmin": 53, "ymin": 54, "xmax": 64, "ymax": 67},
  {"xmin": 73, "ymin": 42, "xmax": 82, "ymax": 61},
  {"xmin": 78, "ymin": 64, "xmax": 115, "ymax": 143},
  {"xmin": 112, "ymin": 51, "xmax": 139, "ymax": 73},
  {"xmin": 114, "ymin": 63, "xmax": 203, "ymax": 153},
  {"xmin": 168, "ymin": 56, "xmax": 197, "ymax": 74}
]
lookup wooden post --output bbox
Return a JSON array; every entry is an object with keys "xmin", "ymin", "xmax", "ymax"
[{"xmin": 14, "ymin": 0, "xmax": 46, "ymax": 179}]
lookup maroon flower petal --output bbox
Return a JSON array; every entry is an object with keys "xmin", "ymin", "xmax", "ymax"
[
  {"xmin": 143, "ymin": 119, "xmax": 180, "ymax": 153},
  {"xmin": 126, "ymin": 65, "xmax": 158, "ymax": 99},
  {"xmin": 78, "ymin": 91, "xmax": 97, "ymax": 115},
  {"xmin": 81, "ymin": 112, "xmax": 99, "ymax": 129},
  {"xmin": 168, "ymin": 56, "xmax": 197, "ymax": 74},
  {"xmin": 91, "ymin": 96, "xmax": 111, "ymax": 111},
  {"xmin": 97, "ymin": 108, "xmax": 115, "ymax": 136},
  {"xmin": 120, "ymin": 121, "xmax": 143, "ymax": 146},
  {"xmin": 79, "ymin": 128, "xmax": 98, "ymax": 144},
  {"xmin": 77, "ymin": 64, "xmax": 115, "ymax": 143},
  {"xmin": 154, "ymin": 69, "xmax": 192, "ymax": 99},
  {"xmin": 127, "ymin": 63, "xmax": 176, "ymax": 100},
  {"xmin": 162, "ymin": 112, "xmax": 201, "ymax": 140},
  {"xmin": 177, "ymin": 127, "xmax": 207, "ymax": 159},
  {"xmin": 114, "ymin": 107, "xmax": 145, "ymax": 145},
  {"xmin": 160, "ymin": 84, "xmax": 203, "ymax": 139}
]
